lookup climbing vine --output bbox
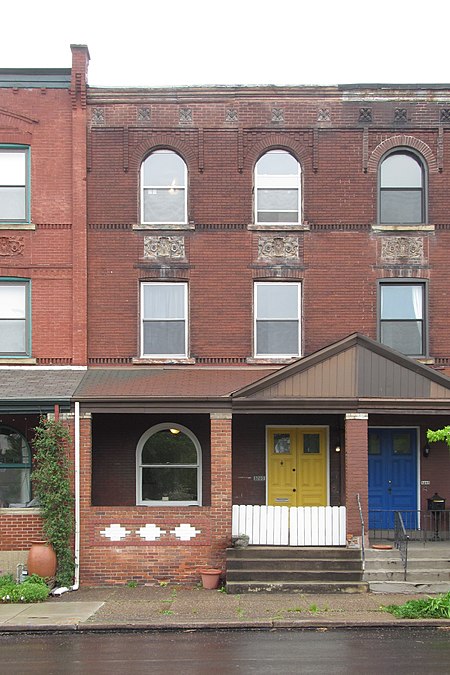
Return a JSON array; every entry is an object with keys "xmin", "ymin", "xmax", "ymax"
[{"xmin": 32, "ymin": 417, "xmax": 74, "ymax": 586}]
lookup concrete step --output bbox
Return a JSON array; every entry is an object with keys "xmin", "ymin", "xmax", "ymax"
[
  {"xmin": 365, "ymin": 570, "xmax": 450, "ymax": 582},
  {"xmin": 227, "ymin": 546, "xmax": 360, "ymax": 561},
  {"xmin": 226, "ymin": 580, "xmax": 369, "ymax": 594},
  {"xmin": 227, "ymin": 569, "xmax": 363, "ymax": 582},
  {"xmin": 228, "ymin": 558, "xmax": 362, "ymax": 572},
  {"xmin": 369, "ymin": 580, "xmax": 450, "ymax": 594}
]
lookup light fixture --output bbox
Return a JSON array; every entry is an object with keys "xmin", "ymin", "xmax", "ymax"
[
  {"xmin": 423, "ymin": 443, "xmax": 430, "ymax": 458},
  {"xmin": 335, "ymin": 445, "xmax": 341, "ymax": 453},
  {"xmin": 169, "ymin": 428, "xmax": 180, "ymax": 435}
]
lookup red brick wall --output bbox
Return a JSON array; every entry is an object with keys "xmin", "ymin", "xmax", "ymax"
[{"xmin": 345, "ymin": 415, "xmax": 369, "ymax": 535}]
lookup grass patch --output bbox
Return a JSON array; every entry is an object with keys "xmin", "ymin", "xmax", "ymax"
[{"xmin": 383, "ymin": 592, "xmax": 450, "ymax": 619}]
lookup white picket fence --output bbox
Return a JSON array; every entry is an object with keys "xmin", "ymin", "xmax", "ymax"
[{"xmin": 232, "ymin": 505, "xmax": 347, "ymax": 546}]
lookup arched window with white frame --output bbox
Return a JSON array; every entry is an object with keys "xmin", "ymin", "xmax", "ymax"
[
  {"xmin": 255, "ymin": 150, "xmax": 301, "ymax": 224},
  {"xmin": 0, "ymin": 426, "xmax": 31, "ymax": 507},
  {"xmin": 136, "ymin": 424, "xmax": 202, "ymax": 506},
  {"xmin": 141, "ymin": 150, "xmax": 187, "ymax": 224}
]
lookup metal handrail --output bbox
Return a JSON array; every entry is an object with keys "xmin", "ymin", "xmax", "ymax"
[
  {"xmin": 356, "ymin": 493, "xmax": 365, "ymax": 572},
  {"xmin": 394, "ymin": 511, "xmax": 409, "ymax": 581}
]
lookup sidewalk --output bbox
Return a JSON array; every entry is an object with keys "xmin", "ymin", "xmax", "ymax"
[{"xmin": 1, "ymin": 586, "xmax": 449, "ymax": 631}]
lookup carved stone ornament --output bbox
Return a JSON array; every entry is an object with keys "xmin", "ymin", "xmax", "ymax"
[
  {"xmin": 317, "ymin": 108, "xmax": 331, "ymax": 122},
  {"xmin": 0, "ymin": 236, "xmax": 24, "ymax": 256},
  {"xmin": 359, "ymin": 107, "xmax": 372, "ymax": 123},
  {"xmin": 394, "ymin": 108, "xmax": 408, "ymax": 123},
  {"xmin": 92, "ymin": 108, "xmax": 105, "ymax": 124},
  {"xmin": 226, "ymin": 108, "xmax": 238, "ymax": 122},
  {"xmin": 440, "ymin": 108, "xmax": 450, "ymax": 123},
  {"xmin": 271, "ymin": 108, "xmax": 284, "ymax": 123},
  {"xmin": 138, "ymin": 107, "xmax": 151, "ymax": 121},
  {"xmin": 179, "ymin": 108, "xmax": 192, "ymax": 123},
  {"xmin": 144, "ymin": 235, "xmax": 185, "ymax": 260},
  {"xmin": 381, "ymin": 236, "xmax": 424, "ymax": 263},
  {"xmin": 258, "ymin": 236, "xmax": 299, "ymax": 260}
]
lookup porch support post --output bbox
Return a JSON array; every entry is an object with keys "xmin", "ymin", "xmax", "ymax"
[
  {"xmin": 210, "ymin": 412, "xmax": 232, "ymax": 563},
  {"xmin": 344, "ymin": 412, "xmax": 368, "ymax": 539}
]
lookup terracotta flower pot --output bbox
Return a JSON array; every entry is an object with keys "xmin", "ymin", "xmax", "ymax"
[
  {"xmin": 27, "ymin": 540, "xmax": 57, "ymax": 578},
  {"xmin": 199, "ymin": 568, "xmax": 222, "ymax": 590}
]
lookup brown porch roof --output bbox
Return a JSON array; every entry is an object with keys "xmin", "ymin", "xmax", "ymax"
[{"xmin": 232, "ymin": 334, "xmax": 450, "ymax": 414}]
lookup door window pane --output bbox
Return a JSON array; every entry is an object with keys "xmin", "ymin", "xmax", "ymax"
[
  {"xmin": 303, "ymin": 433, "xmax": 320, "ymax": 454},
  {"xmin": 274, "ymin": 433, "xmax": 291, "ymax": 454}
]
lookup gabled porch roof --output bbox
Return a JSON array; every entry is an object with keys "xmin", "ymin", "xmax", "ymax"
[{"xmin": 232, "ymin": 333, "xmax": 450, "ymax": 414}]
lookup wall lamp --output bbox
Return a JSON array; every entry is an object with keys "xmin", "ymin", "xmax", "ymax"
[{"xmin": 423, "ymin": 443, "xmax": 430, "ymax": 458}]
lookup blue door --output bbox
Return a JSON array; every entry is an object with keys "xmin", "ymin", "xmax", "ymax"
[{"xmin": 368, "ymin": 428, "xmax": 417, "ymax": 529}]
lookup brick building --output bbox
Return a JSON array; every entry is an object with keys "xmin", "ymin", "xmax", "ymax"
[{"xmin": 1, "ymin": 46, "xmax": 450, "ymax": 585}]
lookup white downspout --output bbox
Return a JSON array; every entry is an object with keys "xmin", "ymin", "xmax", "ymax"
[{"xmin": 52, "ymin": 400, "xmax": 80, "ymax": 595}]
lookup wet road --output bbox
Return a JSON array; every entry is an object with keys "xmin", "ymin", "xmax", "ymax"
[{"xmin": 1, "ymin": 628, "xmax": 450, "ymax": 674}]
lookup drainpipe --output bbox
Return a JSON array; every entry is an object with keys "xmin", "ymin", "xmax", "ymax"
[{"xmin": 52, "ymin": 400, "xmax": 80, "ymax": 595}]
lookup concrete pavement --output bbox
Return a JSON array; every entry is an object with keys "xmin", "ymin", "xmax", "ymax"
[{"xmin": 0, "ymin": 585, "xmax": 449, "ymax": 631}]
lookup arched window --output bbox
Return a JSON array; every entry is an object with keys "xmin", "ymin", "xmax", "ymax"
[
  {"xmin": 379, "ymin": 151, "xmax": 426, "ymax": 224},
  {"xmin": 136, "ymin": 424, "xmax": 201, "ymax": 506},
  {"xmin": 255, "ymin": 150, "xmax": 301, "ymax": 224},
  {"xmin": 141, "ymin": 150, "xmax": 187, "ymax": 224},
  {"xmin": 0, "ymin": 426, "xmax": 31, "ymax": 507}
]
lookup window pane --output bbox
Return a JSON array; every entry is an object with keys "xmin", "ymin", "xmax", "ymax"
[
  {"xmin": 258, "ymin": 188, "xmax": 298, "ymax": 210},
  {"xmin": 304, "ymin": 433, "xmax": 320, "ymax": 454},
  {"xmin": 0, "ymin": 320, "xmax": 26, "ymax": 353},
  {"xmin": 143, "ymin": 285, "xmax": 185, "ymax": 319},
  {"xmin": 0, "ymin": 187, "xmax": 26, "ymax": 220},
  {"xmin": 0, "ymin": 284, "xmax": 26, "ymax": 319},
  {"xmin": 256, "ymin": 151, "xmax": 299, "ymax": 176},
  {"xmin": 274, "ymin": 433, "xmax": 291, "ymax": 454},
  {"xmin": 0, "ymin": 468, "xmax": 30, "ymax": 505},
  {"xmin": 393, "ymin": 433, "xmax": 411, "ymax": 455},
  {"xmin": 143, "ymin": 321, "xmax": 185, "ymax": 355},
  {"xmin": 380, "ymin": 190, "xmax": 422, "ymax": 223},
  {"xmin": 381, "ymin": 321, "xmax": 423, "ymax": 355},
  {"xmin": 142, "ymin": 430, "xmax": 197, "ymax": 464},
  {"xmin": 0, "ymin": 430, "xmax": 29, "ymax": 464},
  {"xmin": 143, "ymin": 151, "xmax": 186, "ymax": 187},
  {"xmin": 257, "ymin": 210, "xmax": 298, "ymax": 223},
  {"xmin": 257, "ymin": 284, "xmax": 298, "ymax": 319},
  {"xmin": 142, "ymin": 467, "xmax": 198, "ymax": 501},
  {"xmin": 256, "ymin": 320, "xmax": 299, "ymax": 355},
  {"xmin": 381, "ymin": 154, "xmax": 422, "ymax": 188},
  {"xmin": 0, "ymin": 151, "xmax": 25, "ymax": 185},
  {"xmin": 381, "ymin": 285, "xmax": 422, "ymax": 320},
  {"xmin": 143, "ymin": 188, "xmax": 185, "ymax": 222}
]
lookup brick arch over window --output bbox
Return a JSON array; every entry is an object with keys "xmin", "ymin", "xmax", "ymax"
[
  {"xmin": 244, "ymin": 134, "xmax": 309, "ymax": 170},
  {"xmin": 129, "ymin": 134, "xmax": 197, "ymax": 174},
  {"xmin": 368, "ymin": 135, "xmax": 438, "ymax": 174}
]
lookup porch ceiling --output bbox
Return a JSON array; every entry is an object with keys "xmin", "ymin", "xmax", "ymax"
[{"xmin": 232, "ymin": 333, "xmax": 450, "ymax": 413}]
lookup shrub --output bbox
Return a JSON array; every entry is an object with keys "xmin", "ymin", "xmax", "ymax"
[
  {"xmin": 384, "ymin": 592, "xmax": 450, "ymax": 619},
  {"xmin": 0, "ymin": 574, "xmax": 50, "ymax": 603}
]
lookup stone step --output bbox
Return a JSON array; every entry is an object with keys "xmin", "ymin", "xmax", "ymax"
[
  {"xmin": 228, "ymin": 558, "xmax": 362, "ymax": 572},
  {"xmin": 365, "ymin": 569, "xmax": 450, "ymax": 582},
  {"xmin": 227, "ymin": 546, "xmax": 360, "ymax": 561},
  {"xmin": 227, "ymin": 569, "xmax": 363, "ymax": 582},
  {"xmin": 369, "ymin": 580, "xmax": 450, "ymax": 594},
  {"xmin": 226, "ymin": 580, "xmax": 369, "ymax": 594}
]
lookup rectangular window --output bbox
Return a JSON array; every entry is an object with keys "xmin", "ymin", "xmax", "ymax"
[
  {"xmin": 0, "ymin": 280, "xmax": 30, "ymax": 356},
  {"xmin": 379, "ymin": 282, "xmax": 426, "ymax": 357},
  {"xmin": 141, "ymin": 282, "xmax": 187, "ymax": 357},
  {"xmin": 0, "ymin": 147, "xmax": 29, "ymax": 223},
  {"xmin": 254, "ymin": 282, "xmax": 301, "ymax": 357}
]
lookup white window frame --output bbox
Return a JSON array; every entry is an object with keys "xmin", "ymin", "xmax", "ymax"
[
  {"xmin": 378, "ymin": 280, "xmax": 427, "ymax": 357},
  {"xmin": 254, "ymin": 150, "xmax": 301, "ymax": 225},
  {"xmin": 0, "ymin": 146, "xmax": 30, "ymax": 224},
  {"xmin": 140, "ymin": 149, "xmax": 187, "ymax": 224},
  {"xmin": 0, "ymin": 279, "xmax": 31, "ymax": 357},
  {"xmin": 140, "ymin": 282, "xmax": 188, "ymax": 358},
  {"xmin": 136, "ymin": 423, "xmax": 202, "ymax": 506},
  {"xmin": 254, "ymin": 282, "xmax": 301, "ymax": 358}
]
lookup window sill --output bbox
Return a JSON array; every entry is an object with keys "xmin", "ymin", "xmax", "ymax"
[
  {"xmin": 0, "ymin": 223, "xmax": 36, "ymax": 230},
  {"xmin": 372, "ymin": 224, "xmax": 435, "ymax": 232},
  {"xmin": 247, "ymin": 357, "xmax": 299, "ymax": 365},
  {"xmin": 248, "ymin": 223, "xmax": 310, "ymax": 232},
  {"xmin": 132, "ymin": 357, "xmax": 196, "ymax": 365},
  {"xmin": 138, "ymin": 501, "xmax": 201, "ymax": 507},
  {"xmin": 0, "ymin": 507, "xmax": 41, "ymax": 515},
  {"xmin": 0, "ymin": 358, "xmax": 36, "ymax": 365},
  {"xmin": 132, "ymin": 223, "xmax": 195, "ymax": 231}
]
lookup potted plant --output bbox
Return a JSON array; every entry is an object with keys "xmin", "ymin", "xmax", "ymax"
[{"xmin": 199, "ymin": 568, "xmax": 222, "ymax": 590}]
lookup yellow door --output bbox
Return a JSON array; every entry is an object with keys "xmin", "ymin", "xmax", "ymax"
[{"xmin": 268, "ymin": 428, "xmax": 327, "ymax": 507}]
